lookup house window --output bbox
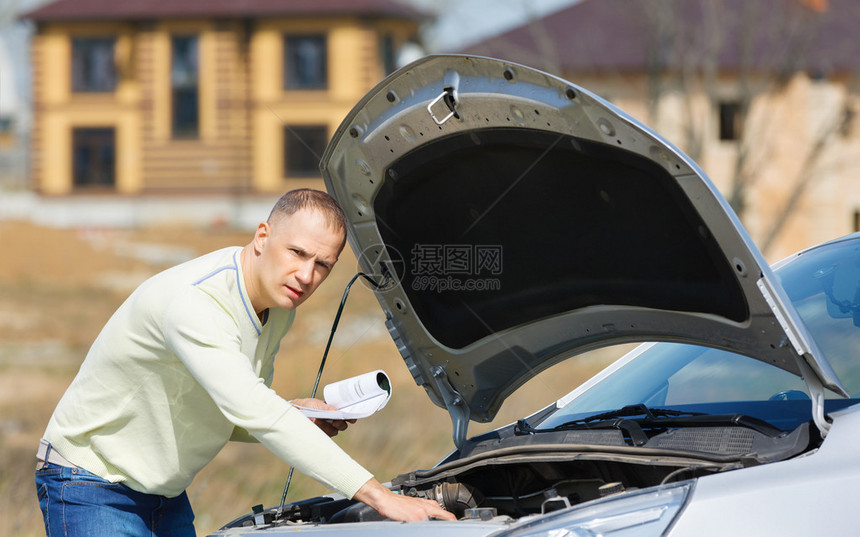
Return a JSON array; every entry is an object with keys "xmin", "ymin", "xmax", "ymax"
[
  {"xmin": 380, "ymin": 33, "xmax": 396, "ymax": 75},
  {"xmin": 284, "ymin": 126, "xmax": 328, "ymax": 177},
  {"xmin": 284, "ymin": 35, "xmax": 327, "ymax": 90},
  {"xmin": 718, "ymin": 101, "xmax": 743, "ymax": 141},
  {"xmin": 171, "ymin": 35, "xmax": 199, "ymax": 138},
  {"xmin": 71, "ymin": 37, "xmax": 116, "ymax": 92},
  {"xmin": 72, "ymin": 128, "xmax": 115, "ymax": 188}
]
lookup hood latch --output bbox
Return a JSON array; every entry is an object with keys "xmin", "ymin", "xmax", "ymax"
[{"xmin": 427, "ymin": 70, "xmax": 460, "ymax": 125}]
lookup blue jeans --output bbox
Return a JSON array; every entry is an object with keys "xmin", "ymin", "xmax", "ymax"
[{"xmin": 35, "ymin": 463, "xmax": 195, "ymax": 537}]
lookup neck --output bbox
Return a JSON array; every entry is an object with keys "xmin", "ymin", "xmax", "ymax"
[{"xmin": 240, "ymin": 243, "xmax": 266, "ymax": 317}]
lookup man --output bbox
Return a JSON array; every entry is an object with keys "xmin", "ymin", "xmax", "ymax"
[{"xmin": 35, "ymin": 189, "xmax": 454, "ymax": 536}]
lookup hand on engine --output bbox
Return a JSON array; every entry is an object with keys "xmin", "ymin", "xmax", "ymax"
[{"xmin": 353, "ymin": 478, "xmax": 456, "ymax": 522}]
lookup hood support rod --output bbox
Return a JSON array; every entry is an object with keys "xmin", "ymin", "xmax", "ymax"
[
  {"xmin": 757, "ymin": 277, "xmax": 842, "ymax": 437},
  {"xmin": 795, "ymin": 355, "xmax": 832, "ymax": 437},
  {"xmin": 431, "ymin": 366, "xmax": 471, "ymax": 448}
]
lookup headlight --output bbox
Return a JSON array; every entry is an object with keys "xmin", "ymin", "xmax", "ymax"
[{"xmin": 495, "ymin": 481, "xmax": 692, "ymax": 537}]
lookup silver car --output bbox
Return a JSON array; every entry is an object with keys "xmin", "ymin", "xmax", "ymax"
[{"xmin": 210, "ymin": 55, "xmax": 860, "ymax": 536}]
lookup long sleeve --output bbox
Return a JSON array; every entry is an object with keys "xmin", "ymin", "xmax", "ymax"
[{"xmin": 163, "ymin": 289, "xmax": 373, "ymax": 498}]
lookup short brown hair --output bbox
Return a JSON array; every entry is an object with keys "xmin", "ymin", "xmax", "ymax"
[{"xmin": 268, "ymin": 189, "xmax": 347, "ymax": 240}]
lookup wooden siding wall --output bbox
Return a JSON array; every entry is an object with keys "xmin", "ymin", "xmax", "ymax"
[{"xmin": 139, "ymin": 22, "xmax": 252, "ymax": 192}]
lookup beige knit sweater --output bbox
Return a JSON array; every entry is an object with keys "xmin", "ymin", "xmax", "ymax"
[{"xmin": 44, "ymin": 247, "xmax": 372, "ymax": 498}]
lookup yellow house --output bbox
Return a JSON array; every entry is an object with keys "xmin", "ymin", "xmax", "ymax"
[{"xmin": 24, "ymin": 0, "xmax": 424, "ymax": 196}]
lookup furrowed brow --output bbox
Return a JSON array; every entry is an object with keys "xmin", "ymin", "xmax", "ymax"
[{"xmin": 316, "ymin": 257, "xmax": 335, "ymax": 269}]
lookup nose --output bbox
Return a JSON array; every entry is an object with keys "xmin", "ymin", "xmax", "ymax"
[{"xmin": 295, "ymin": 259, "xmax": 315, "ymax": 286}]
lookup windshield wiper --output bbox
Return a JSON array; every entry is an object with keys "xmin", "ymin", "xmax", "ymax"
[
  {"xmin": 516, "ymin": 404, "xmax": 785, "ymax": 443},
  {"xmin": 573, "ymin": 404, "xmax": 706, "ymax": 424},
  {"xmin": 515, "ymin": 405, "xmax": 703, "ymax": 446},
  {"xmin": 514, "ymin": 404, "xmax": 785, "ymax": 446}
]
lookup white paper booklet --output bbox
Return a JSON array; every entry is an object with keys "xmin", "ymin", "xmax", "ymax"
[{"xmin": 294, "ymin": 370, "xmax": 392, "ymax": 420}]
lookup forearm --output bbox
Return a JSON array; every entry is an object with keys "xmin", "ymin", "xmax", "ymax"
[
  {"xmin": 352, "ymin": 478, "xmax": 456, "ymax": 522},
  {"xmin": 352, "ymin": 478, "xmax": 390, "ymax": 506}
]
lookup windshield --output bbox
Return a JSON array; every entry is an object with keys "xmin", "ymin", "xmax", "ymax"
[{"xmin": 540, "ymin": 236, "xmax": 860, "ymax": 430}]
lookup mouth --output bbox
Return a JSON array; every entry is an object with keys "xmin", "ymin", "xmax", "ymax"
[{"xmin": 285, "ymin": 285, "xmax": 305, "ymax": 300}]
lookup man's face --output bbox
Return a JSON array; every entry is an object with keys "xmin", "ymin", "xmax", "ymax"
[{"xmin": 252, "ymin": 208, "xmax": 344, "ymax": 312}]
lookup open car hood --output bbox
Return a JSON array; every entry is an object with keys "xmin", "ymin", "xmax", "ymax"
[{"xmin": 321, "ymin": 55, "xmax": 846, "ymax": 446}]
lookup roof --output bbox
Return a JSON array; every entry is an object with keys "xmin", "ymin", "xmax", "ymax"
[
  {"xmin": 22, "ymin": 0, "xmax": 426, "ymax": 22},
  {"xmin": 459, "ymin": 0, "xmax": 860, "ymax": 76}
]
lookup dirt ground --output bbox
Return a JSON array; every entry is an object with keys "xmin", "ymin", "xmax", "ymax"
[{"xmin": 0, "ymin": 220, "xmax": 619, "ymax": 536}]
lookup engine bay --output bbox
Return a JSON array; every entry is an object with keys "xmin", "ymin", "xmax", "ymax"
[{"xmin": 221, "ymin": 421, "xmax": 816, "ymax": 529}]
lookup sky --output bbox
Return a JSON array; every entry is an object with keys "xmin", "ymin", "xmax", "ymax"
[{"xmin": 407, "ymin": 0, "xmax": 578, "ymax": 51}]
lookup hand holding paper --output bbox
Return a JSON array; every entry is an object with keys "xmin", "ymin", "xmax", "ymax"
[{"xmin": 293, "ymin": 370, "xmax": 392, "ymax": 420}]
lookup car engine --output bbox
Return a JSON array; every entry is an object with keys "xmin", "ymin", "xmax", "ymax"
[{"xmin": 221, "ymin": 420, "xmax": 816, "ymax": 528}]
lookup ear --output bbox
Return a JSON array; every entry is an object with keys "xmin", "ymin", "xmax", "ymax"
[{"xmin": 253, "ymin": 222, "xmax": 270, "ymax": 253}]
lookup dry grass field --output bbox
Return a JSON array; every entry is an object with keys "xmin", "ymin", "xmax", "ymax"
[{"xmin": 0, "ymin": 220, "xmax": 621, "ymax": 536}]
